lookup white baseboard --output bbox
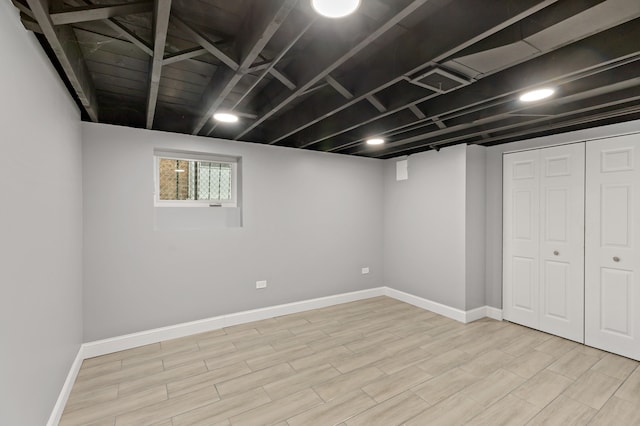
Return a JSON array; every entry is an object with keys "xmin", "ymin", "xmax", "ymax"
[
  {"xmin": 382, "ymin": 287, "xmax": 503, "ymax": 324},
  {"xmin": 485, "ymin": 306, "xmax": 504, "ymax": 321},
  {"xmin": 383, "ymin": 287, "xmax": 468, "ymax": 322},
  {"xmin": 82, "ymin": 287, "xmax": 385, "ymax": 359},
  {"xmin": 47, "ymin": 345, "xmax": 84, "ymax": 426}
]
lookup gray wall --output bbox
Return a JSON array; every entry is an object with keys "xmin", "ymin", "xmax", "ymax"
[
  {"xmin": 82, "ymin": 123, "xmax": 385, "ymax": 341},
  {"xmin": 383, "ymin": 145, "xmax": 468, "ymax": 310},
  {"xmin": 465, "ymin": 145, "xmax": 486, "ymax": 310},
  {"xmin": 484, "ymin": 119, "xmax": 640, "ymax": 309},
  {"xmin": 0, "ymin": 3, "xmax": 83, "ymax": 425}
]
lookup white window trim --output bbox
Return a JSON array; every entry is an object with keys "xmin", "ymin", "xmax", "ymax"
[{"xmin": 154, "ymin": 150, "xmax": 238, "ymax": 208}]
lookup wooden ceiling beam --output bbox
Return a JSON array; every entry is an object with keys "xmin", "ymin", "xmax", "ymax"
[
  {"xmin": 103, "ymin": 18, "xmax": 153, "ymax": 56},
  {"xmin": 172, "ymin": 15, "xmax": 239, "ymax": 71},
  {"xmin": 146, "ymin": 0, "xmax": 172, "ymax": 129},
  {"xmin": 192, "ymin": 0, "xmax": 297, "ymax": 135},
  {"xmin": 233, "ymin": 0, "xmax": 431, "ymax": 141},
  {"xmin": 26, "ymin": 0, "xmax": 99, "ymax": 121},
  {"xmin": 267, "ymin": 0, "xmax": 559, "ymax": 146},
  {"xmin": 325, "ymin": 75, "xmax": 354, "ymax": 99},
  {"xmin": 162, "ymin": 47, "xmax": 208, "ymax": 65},
  {"xmin": 269, "ymin": 68, "xmax": 296, "ymax": 90},
  {"xmin": 50, "ymin": 1, "xmax": 153, "ymax": 25},
  {"xmin": 215, "ymin": 19, "xmax": 315, "ymax": 136}
]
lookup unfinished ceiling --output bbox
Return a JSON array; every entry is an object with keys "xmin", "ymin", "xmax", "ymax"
[{"xmin": 14, "ymin": 0, "xmax": 640, "ymax": 158}]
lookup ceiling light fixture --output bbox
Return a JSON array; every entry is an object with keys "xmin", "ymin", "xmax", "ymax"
[
  {"xmin": 311, "ymin": 0, "xmax": 360, "ymax": 18},
  {"xmin": 367, "ymin": 138, "xmax": 385, "ymax": 145},
  {"xmin": 520, "ymin": 88, "xmax": 555, "ymax": 102},
  {"xmin": 213, "ymin": 112, "xmax": 239, "ymax": 123}
]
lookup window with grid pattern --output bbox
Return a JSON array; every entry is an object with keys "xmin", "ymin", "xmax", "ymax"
[{"xmin": 155, "ymin": 151, "xmax": 238, "ymax": 207}]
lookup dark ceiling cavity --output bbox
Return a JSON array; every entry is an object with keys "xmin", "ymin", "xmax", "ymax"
[{"xmin": 15, "ymin": 0, "xmax": 640, "ymax": 158}]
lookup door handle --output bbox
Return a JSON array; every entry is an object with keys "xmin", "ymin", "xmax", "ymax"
[
  {"xmin": 613, "ymin": 256, "xmax": 621, "ymax": 262},
  {"xmin": 553, "ymin": 250, "xmax": 559, "ymax": 256}
]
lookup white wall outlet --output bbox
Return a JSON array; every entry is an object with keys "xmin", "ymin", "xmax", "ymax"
[
  {"xmin": 361, "ymin": 267, "xmax": 370, "ymax": 274},
  {"xmin": 256, "ymin": 280, "xmax": 267, "ymax": 289}
]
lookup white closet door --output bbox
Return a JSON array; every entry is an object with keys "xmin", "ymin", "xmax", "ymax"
[
  {"xmin": 539, "ymin": 143, "xmax": 585, "ymax": 342},
  {"xmin": 586, "ymin": 135, "xmax": 640, "ymax": 360},
  {"xmin": 504, "ymin": 150, "xmax": 540, "ymax": 329}
]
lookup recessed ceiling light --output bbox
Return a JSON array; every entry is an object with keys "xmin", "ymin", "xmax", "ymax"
[
  {"xmin": 367, "ymin": 138, "xmax": 385, "ymax": 145},
  {"xmin": 213, "ymin": 112, "xmax": 239, "ymax": 123},
  {"xmin": 312, "ymin": 0, "xmax": 360, "ymax": 18},
  {"xmin": 520, "ymin": 88, "xmax": 555, "ymax": 102}
]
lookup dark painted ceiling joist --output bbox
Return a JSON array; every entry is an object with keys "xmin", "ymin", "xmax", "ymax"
[
  {"xmin": 265, "ymin": 0, "xmax": 559, "ymax": 146},
  {"xmin": 191, "ymin": 0, "xmax": 298, "ymax": 135},
  {"xmin": 26, "ymin": 0, "xmax": 99, "ymax": 121},
  {"xmin": 15, "ymin": 0, "xmax": 640, "ymax": 157},
  {"xmin": 50, "ymin": 1, "xmax": 153, "ymax": 25},
  {"xmin": 146, "ymin": 0, "xmax": 172, "ymax": 129},
  {"xmin": 304, "ymin": 16, "xmax": 640, "ymax": 153},
  {"xmin": 233, "ymin": 0, "xmax": 432, "ymax": 141}
]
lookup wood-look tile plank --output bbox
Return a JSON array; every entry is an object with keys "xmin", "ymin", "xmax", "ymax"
[
  {"xmin": 290, "ymin": 345, "xmax": 352, "ymax": 371},
  {"xmin": 64, "ymin": 385, "xmax": 119, "ymax": 413},
  {"xmin": 459, "ymin": 349, "xmax": 515, "ymax": 376},
  {"xmin": 203, "ymin": 344, "xmax": 275, "ymax": 371},
  {"xmin": 416, "ymin": 349, "xmax": 473, "ymax": 375},
  {"xmin": 511, "ymin": 370, "xmax": 574, "ymax": 408},
  {"xmin": 345, "ymin": 391, "xmax": 430, "ymax": 426},
  {"xmin": 459, "ymin": 368, "xmax": 526, "ymax": 408},
  {"xmin": 245, "ymin": 344, "xmax": 313, "ymax": 371},
  {"xmin": 505, "ymin": 350, "xmax": 555, "ymax": 379},
  {"xmin": 167, "ymin": 361, "xmax": 252, "ymax": 398},
  {"xmin": 411, "ymin": 367, "xmax": 480, "ymax": 405},
  {"xmin": 404, "ymin": 393, "xmax": 484, "ymax": 426},
  {"xmin": 589, "ymin": 397, "xmax": 640, "ymax": 425},
  {"xmin": 73, "ymin": 360, "xmax": 165, "ymax": 392},
  {"xmin": 77, "ymin": 360, "xmax": 123, "ymax": 380},
  {"xmin": 286, "ymin": 390, "xmax": 376, "ymax": 426},
  {"xmin": 527, "ymin": 395, "xmax": 597, "ymax": 426},
  {"xmin": 362, "ymin": 365, "xmax": 433, "ymax": 403},
  {"xmin": 562, "ymin": 370, "xmax": 622, "ymax": 410},
  {"xmin": 171, "ymin": 388, "xmax": 271, "ymax": 426},
  {"xmin": 215, "ymin": 363, "xmax": 294, "ymax": 397},
  {"xmin": 263, "ymin": 363, "xmax": 341, "ymax": 400},
  {"xmin": 534, "ymin": 336, "xmax": 579, "ymax": 358},
  {"xmin": 590, "ymin": 353, "xmax": 639, "ymax": 380},
  {"xmin": 467, "ymin": 394, "xmax": 539, "ymax": 425},
  {"xmin": 59, "ymin": 385, "xmax": 168, "ymax": 426},
  {"xmin": 312, "ymin": 366, "xmax": 385, "ymax": 402},
  {"xmin": 115, "ymin": 386, "xmax": 219, "ymax": 426},
  {"xmin": 118, "ymin": 361, "xmax": 207, "ymax": 396},
  {"xmin": 546, "ymin": 348, "xmax": 600, "ymax": 380},
  {"xmin": 228, "ymin": 388, "xmax": 323, "ymax": 426},
  {"xmin": 615, "ymin": 365, "xmax": 640, "ymax": 402}
]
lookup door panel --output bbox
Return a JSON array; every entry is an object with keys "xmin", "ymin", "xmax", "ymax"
[
  {"xmin": 539, "ymin": 143, "xmax": 585, "ymax": 342},
  {"xmin": 504, "ymin": 151, "xmax": 540, "ymax": 328},
  {"xmin": 586, "ymin": 135, "xmax": 640, "ymax": 360}
]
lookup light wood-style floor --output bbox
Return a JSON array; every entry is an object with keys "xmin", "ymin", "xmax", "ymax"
[{"xmin": 60, "ymin": 296, "xmax": 640, "ymax": 425}]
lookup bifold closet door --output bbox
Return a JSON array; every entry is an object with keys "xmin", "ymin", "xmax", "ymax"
[
  {"xmin": 504, "ymin": 143, "xmax": 585, "ymax": 342},
  {"xmin": 586, "ymin": 135, "xmax": 640, "ymax": 360}
]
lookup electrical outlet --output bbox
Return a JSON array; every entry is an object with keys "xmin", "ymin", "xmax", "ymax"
[
  {"xmin": 256, "ymin": 280, "xmax": 267, "ymax": 289},
  {"xmin": 361, "ymin": 267, "xmax": 370, "ymax": 274}
]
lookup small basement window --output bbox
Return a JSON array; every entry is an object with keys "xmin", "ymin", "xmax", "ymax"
[{"xmin": 154, "ymin": 150, "xmax": 238, "ymax": 207}]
